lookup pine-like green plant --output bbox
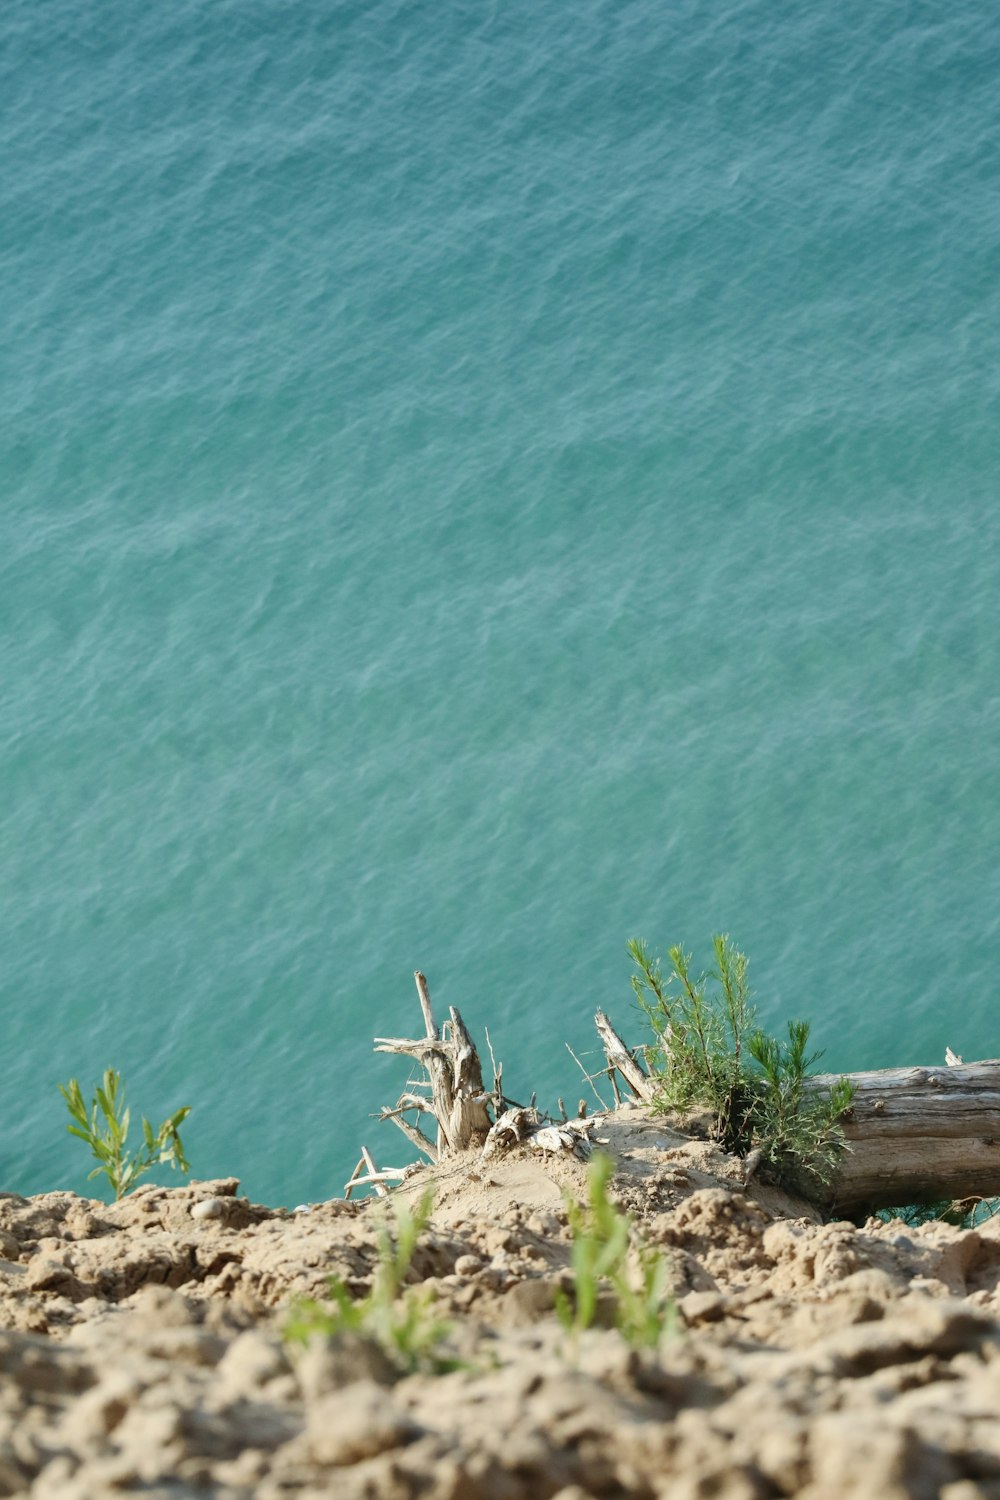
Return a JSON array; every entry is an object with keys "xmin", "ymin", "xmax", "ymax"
[
  {"xmin": 746, "ymin": 1022, "xmax": 856, "ymax": 1193},
  {"xmin": 556, "ymin": 1153, "xmax": 675, "ymax": 1349},
  {"xmin": 59, "ymin": 1069, "xmax": 190, "ymax": 1200},
  {"xmin": 630, "ymin": 936, "xmax": 855, "ymax": 1195},
  {"xmin": 629, "ymin": 934, "xmax": 756, "ymax": 1153},
  {"xmin": 284, "ymin": 1188, "xmax": 455, "ymax": 1374}
]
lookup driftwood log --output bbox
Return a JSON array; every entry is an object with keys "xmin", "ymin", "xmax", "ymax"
[
  {"xmin": 362, "ymin": 976, "xmax": 1000, "ymax": 1214},
  {"xmin": 811, "ymin": 1062, "xmax": 1000, "ymax": 1215}
]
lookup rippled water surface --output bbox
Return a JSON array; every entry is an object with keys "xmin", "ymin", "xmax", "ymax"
[{"xmin": 2, "ymin": 0, "xmax": 999, "ymax": 1203}]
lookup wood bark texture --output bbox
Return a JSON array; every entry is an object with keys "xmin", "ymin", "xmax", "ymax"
[{"xmin": 809, "ymin": 1061, "xmax": 1000, "ymax": 1212}]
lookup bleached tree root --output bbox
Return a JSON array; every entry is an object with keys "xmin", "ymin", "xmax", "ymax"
[
  {"xmin": 366, "ymin": 972, "xmax": 598, "ymax": 1191},
  {"xmin": 374, "ymin": 972, "xmax": 492, "ymax": 1157}
]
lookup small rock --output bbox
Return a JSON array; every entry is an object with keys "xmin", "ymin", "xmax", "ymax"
[
  {"xmin": 24, "ymin": 1253, "xmax": 84, "ymax": 1298},
  {"xmin": 59, "ymin": 1370, "xmax": 143, "ymax": 1446},
  {"xmin": 526, "ymin": 1211, "xmax": 561, "ymax": 1236},
  {"xmin": 680, "ymin": 1291, "xmax": 727, "ymax": 1325},
  {"xmin": 454, "ymin": 1254, "xmax": 483, "ymax": 1277},
  {"xmin": 503, "ymin": 1278, "xmax": 559, "ymax": 1324},
  {"xmin": 217, "ymin": 1331, "xmax": 291, "ymax": 1396},
  {"xmin": 214, "ymin": 1448, "xmax": 271, "ymax": 1487},
  {"xmin": 125, "ymin": 1286, "xmax": 200, "ymax": 1328},
  {"xmin": 306, "ymin": 1383, "xmax": 420, "ymax": 1466},
  {"xmin": 295, "ymin": 1332, "xmax": 397, "ymax": 1399},
  {"xmin": 808, "ymin": 1413, "xmax": 955, "ymax": 1497},
  {"xmin": 190, "ymin": 1198, "xmax": 225, "ymax": 1222}
]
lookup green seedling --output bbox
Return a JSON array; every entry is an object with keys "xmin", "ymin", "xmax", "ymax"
[
  {"xmin": 747, "ymin": 1020, "xmax": 856, "ymax": 1194},
  {"xmin": 284, "ymin": 1188, "xmax": 455, "ymax": 1373},
  {"xmin": 556, "ymin": 1153, "xmax": 675, "ymax": 1349},
  {"xmin": 630, "ymin": 933, "xmax": 756, "ymax": 1153},
  {"xmin": 631, "ymin": 935, "xmax": 855, "ymax": 1195},
  {"xmin": 59, "ymin": 1069, "xmax": 190, "ymax": 1200}
]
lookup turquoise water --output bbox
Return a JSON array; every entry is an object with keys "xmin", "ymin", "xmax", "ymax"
[{"xmin": 2, "ymin": 1, "xmax": 999, "ymax": 1205}]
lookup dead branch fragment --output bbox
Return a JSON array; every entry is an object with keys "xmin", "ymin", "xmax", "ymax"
[
  {"xmin": 414, "ymin": 969, "xmax": 437, "ymax": 1040},
  {"xmin": 378, "ymin": 1105, "xmax": 438, "ymax": 1163},
  {"xmin": 484, "ymin": 1026, "xmax": 505, "ymax": 1106},
  {"xmin": 565, "ymin": 1043, "xmax": 610, "ymax": 1110},
  {"xmin": 529, "ymin": 1121, "xmax": 593, "ymax": 1160},
  {"xmin": 594, "ymin": 1010, "xmax": 657, "ymax": 1102},
  {"xmin": 481, "ymin": 1106, "xmax": 539, "ymax": 1159},
  {"xmin": 344, "ymin": 1146, "xmax": 410, "ymax": 1199},
  {"xmin": 481, "ymin": 1106, "xmax": 595, "ymax": 1162}
]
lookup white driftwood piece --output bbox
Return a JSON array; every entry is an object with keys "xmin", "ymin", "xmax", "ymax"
[
  {"xmin": 481, "ymin": 1106, "xmax": 594, "ymax": 1161},
  {"xmin": 809, "ymin": 1060, "xmax": 1000, "ymax": 1213},
  {"xmin": 529, "ymin": 1122, "xmax": 593, "ymax": 1159},
  {"xmin": 344, "ymin": 1146, "xmax": 408, "ymax": 1199},
  {"xmin": 594, "ymin": 1010, "xmax": 656, "ymax": 1103},
  {"xmin": 480, "ymin": 1106, "xmax": 536, "ymax": 1159}
]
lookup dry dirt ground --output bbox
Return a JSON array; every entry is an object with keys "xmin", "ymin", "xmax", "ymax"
[{"xmin": 3, "ymin": 1107, "xmax": 1000, "ymax": 1499}]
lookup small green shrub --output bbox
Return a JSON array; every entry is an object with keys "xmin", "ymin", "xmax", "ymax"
[
  {"xmin": 629, "ymin": 934, "xmax": 755, "ymax": 1153},
  {"xmin": 284, "ymin": 1189, "xmax": 455, "ymax": 1374},
  {"xmin": 630, "ymin": 935, "xmax": 855, "ymax": 1195},
  {"xmin": 556, "ymin": 1153, "xmax": 675, "ymax": 1349},
  {"xmin": 59, "ymin": 1068, "xmax": 190, "ymax": 1200},
  {"xmin": 747, "ymin": 1019, "xmax": 856, "ymax": 1194}
]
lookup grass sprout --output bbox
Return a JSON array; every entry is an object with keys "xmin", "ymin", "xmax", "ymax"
[
  {"xmin": 284, "ymin": 1188, "xmax": 456, "ymax": 1374},
  {"xmin": 557, "ymin": 1153, "xmax": 675, "ymax": 1350},
  {"xmin": 59, "ymin": 1068, "xmax": 190, "ymax": 1200}
]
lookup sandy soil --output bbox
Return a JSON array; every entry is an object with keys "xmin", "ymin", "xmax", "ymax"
[{"xmin": 2, "ymin": 1107, "xmax": 1000, "ymax": 1498}]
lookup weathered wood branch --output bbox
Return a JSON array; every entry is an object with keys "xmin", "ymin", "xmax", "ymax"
[
  {"xmin": 565, "ymin": 1043, "xmax": 611, "ymax": 1110},
  {"xmin": 387, "ymin": 1091, "xmax": 436, "ymax": 1115},
  {"xmin": 345, "ymin": 1146, "xmax": 399, "ymax": 1199},
  {"xmin": 594, "ymin": 1010, "xmax": 656, "ymax": 1103},
  {"xmin": 810, "ymin": 1061, "xmax": 1000, "ymax": 1213},
  {"xmin": 373, "ymin": 1037, "xmax": 444, "ymax": 1061},
  {"xmin": 379, "ymin": 1103, "xmax": 438, "ymax": 1163},
  {"xmin": 443, "ymin": 1007, "xmax": 492, "ymax": 1148},
  {"xmin": 415, "ymin": 970, "xmax": 437, "ymax": 1040}
]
